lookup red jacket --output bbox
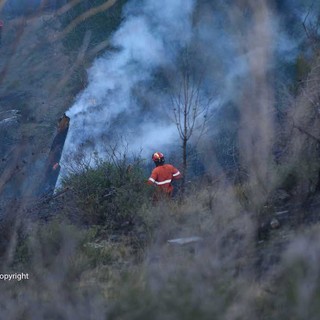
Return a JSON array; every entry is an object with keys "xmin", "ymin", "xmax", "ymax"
[{"xmin": 148, "ymin": 164, "xmax": 181, "ymax": 194}]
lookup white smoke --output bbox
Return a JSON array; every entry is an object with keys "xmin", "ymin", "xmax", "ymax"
[
  {"xmin": 59, "ymin": 0, "xmax": 317, "ymax": 181},
  {"xmin": 61, "ymin": 0, "xmax": 196, "ymax": 168}
]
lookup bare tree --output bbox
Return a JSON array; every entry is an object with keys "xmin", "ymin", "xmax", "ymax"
[{"xmin": 170, "ymin": 51, "xmax": 213, "ymax": 193}]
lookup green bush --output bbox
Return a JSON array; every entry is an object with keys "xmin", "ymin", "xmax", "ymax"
[{"xmin": 61, "ymin": 156, "xmax": 152, "ymax": 227}]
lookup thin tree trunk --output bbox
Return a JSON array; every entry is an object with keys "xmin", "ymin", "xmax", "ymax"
[
  {"xmin": 181, "ymin": 99, "xmax": 188, "ymax": 195},
  {"xmin": 181, "ymin": 136, "xmax": 187, "ymax": 195}
]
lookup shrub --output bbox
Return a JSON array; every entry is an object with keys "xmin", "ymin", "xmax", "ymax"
[{"xmin": 61, "ymin": 155, "xmax": 152, "ymax": 228}]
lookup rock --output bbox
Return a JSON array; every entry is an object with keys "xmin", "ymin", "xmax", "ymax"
[
  {"xmin": 275, "ymin": 210, "xmax": 289, "ymax": 216},
  {"xmin": 167, "ymin": 236, "xmax": 203, "ymax": 245},
  {"xmin": 270, "ymin": 218, "xmax": 280, "ymax": 229},
  {"xmin": 0, "ymin": 110, "xmax": 21, "ymax": 127}
]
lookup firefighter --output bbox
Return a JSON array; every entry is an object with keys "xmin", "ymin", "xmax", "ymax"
[{"xmin": 148, "ymin": 152, "xmax": 181, "ymax": 199}]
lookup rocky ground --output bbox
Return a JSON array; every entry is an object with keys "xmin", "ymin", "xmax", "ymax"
[{"xmin": 0, "ymin": 13, "xmax": 88, "ymax": 201}]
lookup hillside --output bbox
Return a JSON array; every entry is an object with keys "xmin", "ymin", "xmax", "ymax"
[
  {"xmin": 0, "ymin": 0, "xmax": 125, "ymax": 200},
  {"xmin": 0, "ymin": 14, "xmax": 71, "ymax": 199},
  {"xmin": 1, "ymin": 1, "xmax": 320, "ymax": 319}
]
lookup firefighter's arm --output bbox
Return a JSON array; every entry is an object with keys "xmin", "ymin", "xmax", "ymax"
[
  {"xmin": 172, "ymin": 166, "xmax": 181, "ymax": 180},
  {"xmin": 147, "ymin": 169, "xmax": 158, "ymax": 185}
]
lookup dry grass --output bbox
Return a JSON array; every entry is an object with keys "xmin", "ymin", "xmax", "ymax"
[{"xmin": 1, "ymin": 1, "xmax": 320, "ymax": 319}]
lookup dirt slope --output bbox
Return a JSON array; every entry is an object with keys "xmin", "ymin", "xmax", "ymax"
[{"xmin": 0, "ymin": 13, "xmax": 84, "ymax": 201}]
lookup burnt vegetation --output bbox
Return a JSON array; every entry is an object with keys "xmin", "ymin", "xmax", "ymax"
[{"xmin": 2, "ymin": 1, "xmax": 320, "ymax": 319}]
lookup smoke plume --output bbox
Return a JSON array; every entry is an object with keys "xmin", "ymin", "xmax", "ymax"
[
  {"xmin": 60, "ymin": 0, "xmax": 315, "ymax": 179},
  {"xmin": 60, "ymin": 0, "xmax": 197, "ymax": 174}
]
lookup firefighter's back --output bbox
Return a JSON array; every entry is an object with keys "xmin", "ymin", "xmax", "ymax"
[{"xmin": 154, "ymin": 164, "xmax": 175, "ymax": 182}]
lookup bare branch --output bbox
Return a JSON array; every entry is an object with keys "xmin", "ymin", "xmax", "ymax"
[{"xmin": 54, "ymin": 0, "xmax": 118, "ymax": 42}]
